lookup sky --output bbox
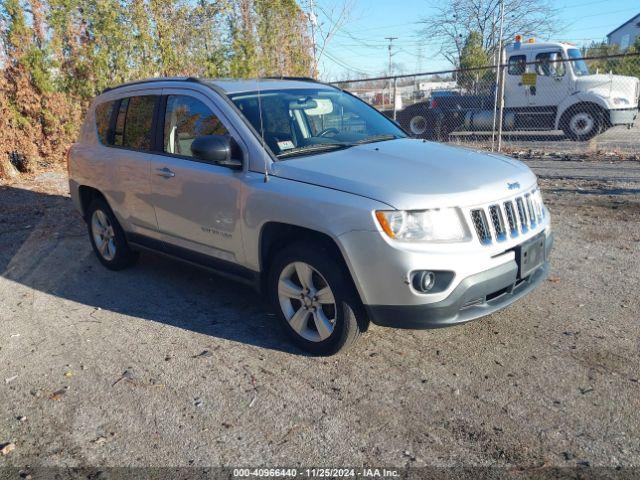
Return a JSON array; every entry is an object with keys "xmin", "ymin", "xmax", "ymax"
[{"xmin": 314, "ymin": 0, "xmax": 639, "ymax": 81}]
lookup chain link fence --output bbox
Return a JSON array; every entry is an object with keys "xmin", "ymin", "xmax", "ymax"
[{"xmin": 333, "ymin": 50, "xmax": 640, "ymax": 157}]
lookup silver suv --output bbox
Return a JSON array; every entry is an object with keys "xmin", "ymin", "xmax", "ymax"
[{"xmin": 68, "ymin": 77, "xmax": 553, "ymax": 355}]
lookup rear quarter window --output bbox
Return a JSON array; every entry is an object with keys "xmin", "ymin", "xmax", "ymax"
[{"xmin": 94, "ymin": 101, "xmax": 115, "ymax": 144}]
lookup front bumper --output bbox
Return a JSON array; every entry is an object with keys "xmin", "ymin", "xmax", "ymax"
[
  {"xmin": 609, "ymin": 108, "xmax": 638, "ymax": 126},
  {"xmin": 365, "ymin": 233, "xmax": 553, "ymax": 329}
]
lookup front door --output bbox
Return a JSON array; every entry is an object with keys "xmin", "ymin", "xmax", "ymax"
[
  {"xmin": 528, "ymin": 50, "xmax": 571, "ymax": 108},
  {"xmin": 149, "ymin": 89, "xmax": 247, "ymax": 265}
]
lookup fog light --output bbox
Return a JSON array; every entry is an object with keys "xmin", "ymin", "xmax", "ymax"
[{"xmin": 413, "ymin": 271, "xmax": 436, "ymax": 292}]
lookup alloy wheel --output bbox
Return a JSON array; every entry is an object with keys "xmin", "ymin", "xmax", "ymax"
[
  {"xmin": 277, "ymin": 261, "xmax": 337, "ymax": 342},
  {"xmin": 91, "ymin": 209, "xmax": 117, "ymax": 261}
]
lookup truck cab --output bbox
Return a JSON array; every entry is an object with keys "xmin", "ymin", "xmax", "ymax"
[
  {"xmin": 504, "ymin": 40, "xmax": 639, "ymax": 139},
  {"xmin": 399, "ymin": 39, "xmax": 639, "ymax": 141}
]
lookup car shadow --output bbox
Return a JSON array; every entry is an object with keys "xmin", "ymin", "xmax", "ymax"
[{"xmin": 0, "ymin": 184, "xmax": 306, "ymax": 355}]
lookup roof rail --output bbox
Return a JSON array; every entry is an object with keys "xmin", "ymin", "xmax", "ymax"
[
  {"xmin": 101, "ymin": 77, "xmax": 202, "ymax": 95},
  {"xmin": 263, "ymin": 76, "xmax": 319, "ymax": 82}
]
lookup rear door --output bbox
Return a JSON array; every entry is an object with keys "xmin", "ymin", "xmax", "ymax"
[
  {"xmin": 149, "ymin": 88, "xmax": 248, "ymax": 265},
  {"xmin": 96, "ymin": 93, "xmax": 161, "ymax": 236}
]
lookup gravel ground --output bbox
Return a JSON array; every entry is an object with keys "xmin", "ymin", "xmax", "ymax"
[{"xmin": 0, "ymin": 159, "xmax": 639, "ymax": 475}]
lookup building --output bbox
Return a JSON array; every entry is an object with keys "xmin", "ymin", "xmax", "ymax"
[{"xmin": 607, "ymin": 13, "xmax": 640, "ymax": 51}]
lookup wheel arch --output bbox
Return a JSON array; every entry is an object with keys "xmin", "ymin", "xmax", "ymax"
[
  {"xmin": 78, "ymin": 185, "xmax": 108, "ymax": 220},
  {"xmin": 258, "ymin": 222, "xmax": 364, "ymax": 307},
  {"xmin": 556, "ymin": 99, "xmax": 610, "ymax": 130}
]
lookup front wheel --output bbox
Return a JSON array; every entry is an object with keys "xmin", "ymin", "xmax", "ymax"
[
  {"xmin": 268, "ymin": 243, "xmax": 364, "ymax": 355},
  {"xmin": 562, "ymin": 107, "xmax": 602, "ymax": 141}
]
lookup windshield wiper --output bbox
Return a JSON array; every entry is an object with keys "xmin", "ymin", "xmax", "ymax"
[
  {"xmin": 354, "ymin": 134, "xmax": 400, "ymax": 145},
  {"xmin": 277, "ymin": 143, "xmax": 350, "ymax": 159}
]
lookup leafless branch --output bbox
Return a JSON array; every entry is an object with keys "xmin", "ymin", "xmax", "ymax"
[{"xmin": 418, "ymin": 0, "xmax": 561, "ymax": 66}]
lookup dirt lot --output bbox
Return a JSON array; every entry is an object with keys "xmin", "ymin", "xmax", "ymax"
[{"xmin": 0, "ymin": 157, "xmax": 639, "ymax": 475}]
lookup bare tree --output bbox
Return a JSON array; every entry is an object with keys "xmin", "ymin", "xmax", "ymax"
[
  {"xmin": 307, "ymin": 0, "xmax": 354, "ymax": 78},
  {"xmin": 419, "ymin": 0, "xmax": 560, "ymax": 66}
]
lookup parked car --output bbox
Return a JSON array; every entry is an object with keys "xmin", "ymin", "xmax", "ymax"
[
  {"xmin": 397, "ymin": 90, "xmax": 462, "ymax": 139},
  {"xmin": 68, "ymin": 77, "xmax": 553, "ymax": 355},
  {"xmin": 399, "ymin": 40, "xmax": 640, "ymax": 141}
]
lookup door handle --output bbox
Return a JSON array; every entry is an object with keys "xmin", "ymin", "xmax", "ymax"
[{"xmin": 155, "ymin": 167, "xmax": 175, "ymax": 178}]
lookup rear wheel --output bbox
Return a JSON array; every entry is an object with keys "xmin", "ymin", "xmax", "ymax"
[
  {"xmin": 562, "ymin": 106, "xmax": 602, "ymax": 141},
  {"xmin": 87, "ymin": 197, "xmax": 138, "ymax": 270},
  {"xmin": 268, "ymin": 243, "xmax": 363, "ymax": 355}
]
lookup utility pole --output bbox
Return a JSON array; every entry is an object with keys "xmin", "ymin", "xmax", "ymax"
[
  {"xmin": 308, "ymin": 0, "xmax": 318, "ymax": 78},
  {"xmin": 385, "ymin": 37, "xmax": 397, "ymax": 108},
  {"xmin": 491, "ymin": 0, "xmax": 505, "ymax": 151}
]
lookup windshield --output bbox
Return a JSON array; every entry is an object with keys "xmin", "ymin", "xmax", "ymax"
[
  {"xmin": 229, "ymin": 88, "xmax": 407, "ymax": 159},
  {"xmin": 567, "ymin": 49, "xmax": 590, "ymax": 77}
]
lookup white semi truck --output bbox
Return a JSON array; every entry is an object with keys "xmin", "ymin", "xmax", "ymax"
[{"xmin": 399, "ymin": 40, "xmax": 640, "ymax": 141}]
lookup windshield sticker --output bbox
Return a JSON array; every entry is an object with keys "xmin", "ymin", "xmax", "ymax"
[{"xmin": 277, "ymin": 140, "xmax": 295, "ymax": 151}]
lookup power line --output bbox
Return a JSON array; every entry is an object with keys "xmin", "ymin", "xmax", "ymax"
[{"xmin": 321, "ymin": 50, "xmax": 377, "ymax": 76}]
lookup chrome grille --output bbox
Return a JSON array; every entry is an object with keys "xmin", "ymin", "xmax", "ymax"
[
  {"xmin": 471, "ymin": 209, "xmax": 491, "ymax": 245},
  {"xmin": 469, "ymin": 188, "xmax": 546, "ymax": 245}
]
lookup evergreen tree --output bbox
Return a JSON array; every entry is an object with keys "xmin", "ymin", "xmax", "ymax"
[{"xmin": 458, "ymin": 31, "xmax": 491, "ymax": 93}]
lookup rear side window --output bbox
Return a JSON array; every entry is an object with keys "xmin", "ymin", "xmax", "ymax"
[
  {"xmin": 164, "ymin": 95, "xmax": 228, "ymax": 157},
  {"xmin": 94, "ymin": 101, "xmax": 115, "ymax": 144},
  {"xmin": 508, "ymin": 55, "xmax": 526, "ymax": 75},
  {"xmin": 122, "ymin": 96, "xmax": 157, "ymax": 151}
]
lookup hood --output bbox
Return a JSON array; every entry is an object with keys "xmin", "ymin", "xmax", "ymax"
[
  {"xmin": 272, "ymin": 139, "xmax": 537, "ymax": 210},
  {"xmin": 576, "ymin": 74, "xmax": 640, "ymax": 105}
]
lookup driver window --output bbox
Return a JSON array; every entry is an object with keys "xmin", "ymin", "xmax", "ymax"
[
  {"xmin": 164, "ymin": 95, "xmax": 228, "ymax": 157},
  {"xmin": 535, "ymin": 51, "xmax": 565, "ymax": 77}
]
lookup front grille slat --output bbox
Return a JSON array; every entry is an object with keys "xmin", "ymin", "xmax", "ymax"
[
  {"xmin": 525, "ymin": 194, "xmax": 537, "ymax": 228},
  {"xmin": 516, "ymin": 197, "xmax": 528, "ymax": 233},
  {"xmin": 503, "ymin": 201, "xmax": 518, "ymax": 237},
  {"xmin": 488, "ymin": 205, "xmax": 506, "ymax": 241},
  {"xmin": 471, "ymin": 209, "xmax": 491, "ymax": 245}
]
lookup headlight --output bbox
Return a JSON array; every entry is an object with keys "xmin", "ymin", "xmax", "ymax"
[
  {"xmin": 375, "ymin": 208, "xmax": 469, "ymax": 242},
  {"xmin": 613, "ymin": 97, "xmax": 630, "ymax": 106}
]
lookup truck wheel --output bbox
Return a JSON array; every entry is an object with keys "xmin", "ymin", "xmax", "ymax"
[
  {"xmin": 562, "ymin": 107, "xmax": 601, "ymax": 141},
  {"xmin": 408, "ymin": 114, "xmax": 429, "ymax": 136},
  {"xmin": 268, "ymin": 243, "xmax": 363, "ymax": 355},
  {"xmin": 87, "ymin": 197, "xmax": 138, "ymax": 270}
]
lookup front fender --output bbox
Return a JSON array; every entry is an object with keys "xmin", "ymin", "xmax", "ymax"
[
  {"xmin": 555, "ymin": 92, "xmax": 611, "ymax": 129},
  {"xmin": 240, "ymin": 173, "xmax": 391, "ymax": 273}
]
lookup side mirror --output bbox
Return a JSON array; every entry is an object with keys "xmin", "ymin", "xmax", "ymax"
[{"xmin": 190, "ymin": 135, "xmax": 242, "ymax": 169}]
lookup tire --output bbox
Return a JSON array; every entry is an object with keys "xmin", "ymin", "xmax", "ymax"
[
  {"xmin": 398, "ymin": 108, "xmax": 434, "ymax": 139},
  {"xmin": 562, "ymin": 106, "xmax": 602, "ymax": 141},
  {"xmin": 86, "ymin": 197, "xmax": 138, "ymax": 271},
  {"xmin": 267, "ymin": 242, "xmax": 363, "ymax": 355}
]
